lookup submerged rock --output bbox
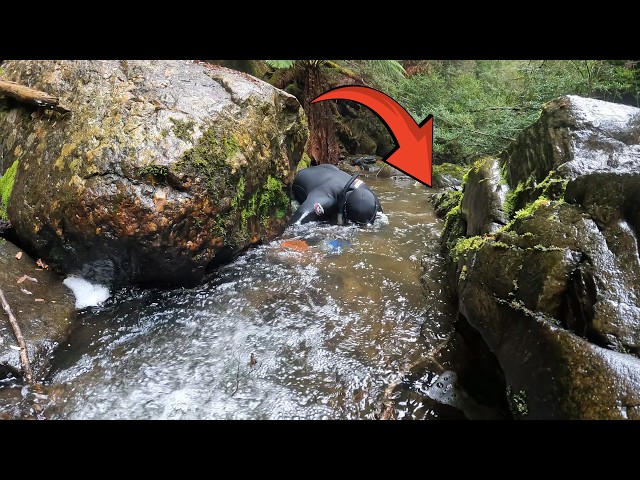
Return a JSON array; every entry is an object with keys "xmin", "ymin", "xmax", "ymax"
[
  {"xmin": 0, "ymin": 60, "xmax": 308, "ymax": 287},
  {"xmin": 0, "ymin": 239, "xmax": 76, "ymax": 382}
]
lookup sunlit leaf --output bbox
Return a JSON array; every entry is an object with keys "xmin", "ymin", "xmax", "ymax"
[{"xmin": 265, "ymin": 60, "xmax": 296, "ymax": 69}]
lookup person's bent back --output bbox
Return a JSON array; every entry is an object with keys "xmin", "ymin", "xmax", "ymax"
[{"xmin": 289, "ymin": 164, "xmax": 382, "ymax": 226}]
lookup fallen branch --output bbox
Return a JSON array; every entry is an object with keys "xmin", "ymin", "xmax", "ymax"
[
  {"xmin": 0, "ymin": 79, "xmax": 71, "ymax": 114},
  {"xmin": 376, "ymin": 162, "xmax": 389, "ymax": 178},
  {"xmin": 0, "ymin": 288, "xmax": 34, "ymax": 384}
]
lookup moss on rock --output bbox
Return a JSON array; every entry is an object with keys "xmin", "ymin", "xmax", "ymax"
[
  {"xmin": 177, "ymin": 124, "xmax": 242, "ymax": 199},
  {"xmin": 0, "ymin": 160, "xmax": 18, "ymax": 220}
]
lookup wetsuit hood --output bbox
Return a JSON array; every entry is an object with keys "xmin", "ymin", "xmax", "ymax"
[
  {"xmin": 345, "ymin": 188, "xmax": 378, "ymax": 225},
  {"xmin": 336, "ymin": 173, "xmax": 361, "ymax": 225}
]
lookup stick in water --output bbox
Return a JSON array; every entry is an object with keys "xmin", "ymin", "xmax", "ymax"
[{"xmin": 0, "ymin": 288, "xmax": 34, "ymax": 384}]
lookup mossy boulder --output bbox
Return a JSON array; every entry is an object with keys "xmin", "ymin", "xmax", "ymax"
[
  {"xmin": 438, "ymin": 95, "xmax": 640, "ymax": 419},
  {"xmin": 0, "ymin": 60, "xmax": 308, "ymax": 287}
]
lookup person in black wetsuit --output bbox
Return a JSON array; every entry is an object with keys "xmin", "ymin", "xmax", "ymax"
[{"xmin": 289, "ymin": 164, "xmax": 383, "ymax": 225}]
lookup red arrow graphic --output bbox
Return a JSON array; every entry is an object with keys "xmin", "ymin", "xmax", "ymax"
[{"xmin": 311, "ymin": 85, "xmax": 433, "ymax": 187}]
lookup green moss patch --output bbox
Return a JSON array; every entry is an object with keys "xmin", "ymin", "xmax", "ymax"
[
  {"xmin": 259, "ymin": 175, "xmax": 289, "ymax": 222},
  {"xmin": 177, "ymin": 124, "xmax": 241, "ymax": 198},
  {"xmin": 450, "ymin": 234, "xmax": 510, "ymax": 262},
  {"xmin": 211, "ymin": 175, "xmax": 289, "ymax": 243},
  {"xmin": 434, "ymin": 189, "xmax": 463, "ymax": 218},
  {"xmin": 138, "ymin": 164, "xmax": 169, "ymax": 185},
  {"xmin": 497, "ymin": 196, "xmax": 553, "ymax": 235},
  {"xmin": 239, "ymin": 175, "xmax": 289, "ymax": 232},
  {"xmin": 0, "ymin": 160, "xmax": 18, "ymax": 220},
  {"xmin": 504, "ymin": 170, "xmax": 568, "ymax": 219},
  {"xmin": 170, "ymin": 117, "xmax": 196, "ymax": 142}
]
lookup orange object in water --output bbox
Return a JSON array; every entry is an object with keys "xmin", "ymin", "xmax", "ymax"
[{"xmin": 280, "ymin": 239, "xmax": 309, "ymax": 253}]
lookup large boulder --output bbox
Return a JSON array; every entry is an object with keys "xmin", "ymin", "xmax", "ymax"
[
  {"xmin": 440, "ymin": 95, "xmax": 640, "ymax": 419},
  {"xmin": 0, "ymin": 60, "xmax": 308, "ymax": 287}
]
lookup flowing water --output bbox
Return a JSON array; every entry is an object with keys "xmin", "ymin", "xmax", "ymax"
[{"xmin": 10, "ymin": 175, "xmax": 481, "ymax": 420}]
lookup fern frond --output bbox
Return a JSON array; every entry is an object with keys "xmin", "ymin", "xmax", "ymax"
[
  {"xmin": 367, "ymin": 60, "xmax": 406, "ymax": 79},
  {"xmin": 264, "ymin": 60, "xmax": 297, "ymax": 69}
]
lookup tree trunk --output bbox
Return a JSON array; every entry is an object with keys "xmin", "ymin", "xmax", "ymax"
[{"xmin": 303, "ymin": 65, "xmax": 340, "ymax": 165}]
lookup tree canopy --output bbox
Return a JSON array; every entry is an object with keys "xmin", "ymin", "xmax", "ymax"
[{"xmin": 212, "ymin": 60, "xmax": 640, "ymax": 166}]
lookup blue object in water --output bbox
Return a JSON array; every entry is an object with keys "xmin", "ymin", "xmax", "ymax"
[{"xmin": 322, "ymin": 239, "xmax": 352, "ymax": 255}]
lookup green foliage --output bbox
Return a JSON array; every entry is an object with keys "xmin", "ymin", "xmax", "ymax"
[
  {"xmin": 265, "ymin": 60, "xmax": 296, "ymax": 70},
  {"xmin": 376, "ymin": 60, "xmax": 640, "ymax": 164},
  {"xmin": 433, "ymin": 162, "xmax": 469, "ymax": 181},
  {"xmin": 264, "ymin": 59, "xmax": 406, "ymax": 90},
  {"xmin": 261, "ymin": 59, "xmax": 640, "ymax": 166},
  {"xmin": 0, "ymin": 160, "xmax": 18, "ymax": 220},
  {"xmin": 345, "ymin": 60, "xmax": 406, "ymax": 86}
]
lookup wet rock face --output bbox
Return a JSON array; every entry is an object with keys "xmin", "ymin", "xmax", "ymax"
[
  {"xmin": 440, "ymin": 95, "xmax": 640, "ymax": 419},
  {"xmin": 0, "ymin": 60, "xmax": 308, "ymax": 287},
  {"xmin": 502, "ymin": 94, "xmax": 640, "ymax": 186},
  {"xmin": 459, "ymin": 157, "xmax": 508, "ymax": 236},
  {"xmin": 0, "ymin": 239, "xmax": 76, "ymax": 381}
]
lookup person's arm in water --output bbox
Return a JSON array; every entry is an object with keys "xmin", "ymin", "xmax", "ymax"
[{"xmin": 288, "ymin": 184, "xmax": 341, "ymax": 225}]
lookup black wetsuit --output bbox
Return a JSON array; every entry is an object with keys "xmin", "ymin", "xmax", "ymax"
[{"xmin": 289, "ymin": 164, "xmax": 382, "ymax": 225}]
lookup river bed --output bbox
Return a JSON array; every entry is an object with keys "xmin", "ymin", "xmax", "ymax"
[{"xmin": 5, "ymin": 175, "xmax": 480, "ymax": 420}]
